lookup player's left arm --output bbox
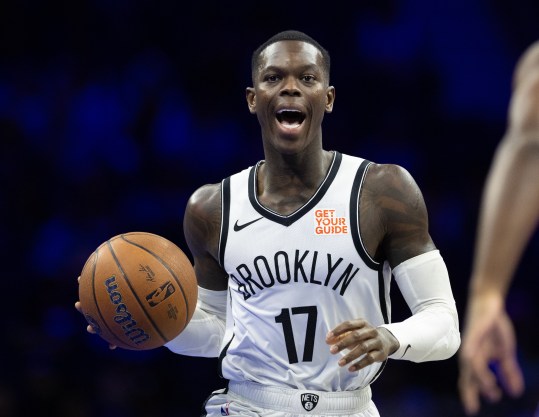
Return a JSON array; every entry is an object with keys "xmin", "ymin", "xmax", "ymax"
[
  {"xmin": 328, "ymin": 164, "xmax": 460, "ymax": 368},
  {"xmin": 373, "ymin": 163, "xmax": 460, "ymax": 362}
]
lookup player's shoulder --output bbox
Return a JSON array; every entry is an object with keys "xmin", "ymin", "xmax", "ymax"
[
  {"xmin": 190, "ymin": 182, "xmax": 221, "ymax": 202},
  {"xmin": 186, "ymin": 163, "xmax": 256, "ymax": 213},
  {"xmin": 184, "ymin": 182, "xmax": 223, "ymax": 250},
  {"xmin": 187, "ymin": 182, "xmax": 222, "ymax": 216},
  {"xmin": 364, "ymin": 162, "xmax": 418, "ymax": 190},
  {"xmin": 362, "ymin": 161, "xmax": 427, "ymax": 211}
]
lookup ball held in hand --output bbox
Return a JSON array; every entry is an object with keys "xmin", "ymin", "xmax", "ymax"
[{"xmin": 78, "ymin": 232, "xmax": 198, "ymax": 350}]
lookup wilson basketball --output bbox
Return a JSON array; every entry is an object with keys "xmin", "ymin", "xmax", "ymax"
[{"xmin": 78, "ymin": 232, "xmax": 198, "ymax": 350}]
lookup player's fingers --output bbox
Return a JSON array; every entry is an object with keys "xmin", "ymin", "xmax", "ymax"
[
  {"xmin": 83, "ymin": 319, "xmax": 117, "ymax": 349},
  {"xmin": 335, "ymin": 337, "xmax": 382, "ymax": 368},
  {"xmin": 328, "ymin": 322, "xmax": 376, "ymax": 352},
  {"xmin": 346, "ymin": 342, "xmax": 385, "ymax": 372},
  {"xmin": 470, "ymin": 360, "xmax": 501, "ymax": 403},
  {"xmin": 75, "ymin": 301, "xmax": 82, "ymax": 313},
  {"xmin": 327, "ymin": 319, "xmax": 367, "ymax": 342},
  {"xmin": 326, "ymin": 330, "xmax": 351, "ymax": 346},
  {"xmin": 498, "ymin": 356, "xmax": 525, "ymax": 397},
  {"xmin": 477, "ymin": 377, "xmax": 502, "ymax": 405},
  {"xmin": 458, "ymin": 375, "xmax": 481, "ymax": 416},
  {"xmin": 460, "ymin": 350, "xmax": 502, "ymax": 408},
  {"xmin": 335, "ymin": 342, "xmax": 366, "ymax": 366},
  {"xmin": 329, "ymin": 329, "xmax": 368, "ymax": 354}
]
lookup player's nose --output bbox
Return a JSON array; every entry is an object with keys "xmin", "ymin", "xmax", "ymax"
[{"xmin": 280, "ymin": 76, "xmax": 301, "ymax": 96}]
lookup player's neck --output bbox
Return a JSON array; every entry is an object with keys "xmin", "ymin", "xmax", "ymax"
[
  {"xmin": 256, "ymin": 149, "xmax": 334, "ymax": 214},
  {"xmin": 262, "ymin": 148, "xmax": 332, "ymax": 184}
]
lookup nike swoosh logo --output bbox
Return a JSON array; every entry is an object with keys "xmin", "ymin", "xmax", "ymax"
[
  {"xmin": 233, "ymin": 217, "xmax": 263, "ymax": 232},
  {"xmin": 401, "ymin": 344, "xmax": 412, "ymax": 358}
]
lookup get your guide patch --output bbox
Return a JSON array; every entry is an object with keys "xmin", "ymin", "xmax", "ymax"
[{"xmin": 314, "ymin": 208, "xmax": 349, "ymax": 235}]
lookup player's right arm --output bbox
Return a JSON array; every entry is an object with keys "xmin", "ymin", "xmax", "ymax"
[
  {"xmin": 182, "ymin": 183, "xmax": 229, "ymax": 290},
  {"xmin": 75, "ymin": 183, "xmax": 230, "ymax": 354},
  {"xmin": 164, "ymin": 183, "xmax": 229, "ymax": 357}
]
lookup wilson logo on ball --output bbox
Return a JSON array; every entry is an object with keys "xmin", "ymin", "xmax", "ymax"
[{"xmin": 105, "ymin": 275, "xmax": 151, "ymax": 345}]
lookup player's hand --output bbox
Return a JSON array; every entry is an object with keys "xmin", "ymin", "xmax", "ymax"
[
  {"xmin": 326, "ymin": 319, "xmax": 399, "ymax": 372},
  {"xmin": 458, "ymin": 294, "xmax": 524, "ymax": 415},
  {"xmin": 75, "ymin": 277, "xmax": 117, "ymax": 350}
]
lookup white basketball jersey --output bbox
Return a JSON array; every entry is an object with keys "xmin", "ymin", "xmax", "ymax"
[{"xmin": 217, "ymin": 152, "xmax": 393, "ymax": 391}]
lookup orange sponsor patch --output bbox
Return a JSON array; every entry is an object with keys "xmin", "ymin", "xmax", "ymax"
[{"xmin": 314, "ymin": 209, "xmax": 349, "ymax": 235}]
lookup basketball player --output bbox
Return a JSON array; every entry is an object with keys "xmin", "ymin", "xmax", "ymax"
[
  {"xmin": 77, "ymin": 30, "xmax": 460, "ymax": 416},
  {"xmin": 458, "ymin": 40, "xmax": 539, "ymax": 416}
]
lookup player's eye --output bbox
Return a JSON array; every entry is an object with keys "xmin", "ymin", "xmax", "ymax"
[
  {"xmin": 302, "ymin": 75, "xmax": 315, "ymax": 83},
  {"xmin": 265, "ymin": 74, "xmax": 281, "ymax": 83}
]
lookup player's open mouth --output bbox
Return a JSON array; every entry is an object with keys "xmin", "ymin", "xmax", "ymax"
[{"xmin": 276, "ymin": 109, "xmax": 306, "ymax": 128}]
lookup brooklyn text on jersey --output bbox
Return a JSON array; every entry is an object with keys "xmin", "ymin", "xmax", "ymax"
[{"xmin": 230, "ymin": 249, "xmax": 360, "ymax": 300}]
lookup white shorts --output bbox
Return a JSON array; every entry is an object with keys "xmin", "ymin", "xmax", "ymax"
[{"xmin": 202, "ymin": 380, "xmax": 380, "ymax": 417}]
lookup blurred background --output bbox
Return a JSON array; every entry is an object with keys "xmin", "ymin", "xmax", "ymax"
[{"xmin": 2, "ymin": 0, "xmax": 539, "ymax": 416}]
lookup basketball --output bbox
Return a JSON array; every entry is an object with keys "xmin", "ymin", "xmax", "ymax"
[{"xmin": 78, "ymin": 232, "xmax": 198, "ymax": 350}]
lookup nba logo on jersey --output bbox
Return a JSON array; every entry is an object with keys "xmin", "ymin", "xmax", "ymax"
[
  {"xmin": 301, "ymin": 393, "xmax": 319, "ymax": 411},
  {"xmin": 220, "ymin": 402, "xmax": 230, "ymax": 415}
]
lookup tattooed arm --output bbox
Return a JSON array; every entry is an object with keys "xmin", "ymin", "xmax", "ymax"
[
  {"xmin": 327, "ymin": 163, "xmax": 460, "ymax": 370},
  {"xmin": 183, "ymin": 183, "xmax": 229, "ymax": 290},
  {"xmin": 165, "ymin": 183, "xmax": 229, "ymax": 357}
]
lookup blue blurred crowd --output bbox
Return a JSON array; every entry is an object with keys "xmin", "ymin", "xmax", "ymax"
[{"xmin": 2, "ymin": 1, "xmax": 539, "ymax": 416}]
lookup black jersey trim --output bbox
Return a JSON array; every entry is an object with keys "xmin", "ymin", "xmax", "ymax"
[
  {"xmin": 349, "ymin": 160, "xmax": 379, "ymax": 269},
  {"xmin": 247, "ymin": 151, "xmax": 343, "ymax": 227},
  {"xmin": 218, "ymin": 333, "xmax": 235, "ymax": 378},
  {"xmin": 218, "ymin": 177, "xmax": 231, "ymax": 268},
  {"xmin": 368, "ymin": 359, "xmax": 387, "ymax": 386},
  {"xmin": 365, "ymin": 271, "xmax": 389, "ymax": 386},
  {"xmin": 378, "ymin": 267, "xmax": 389, "ymax": 324},
  {"xmin": 218, "ymin": 288, "xmax": 235, "ymax": 378},
  {"xmin": 366, "ymin": 269, "xmax": 390, "ymax": 386}
]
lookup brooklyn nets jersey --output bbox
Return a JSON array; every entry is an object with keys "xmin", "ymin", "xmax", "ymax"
[{"xmin": 217, "ymin": 151, "xmax": 393, "ymax": 392}]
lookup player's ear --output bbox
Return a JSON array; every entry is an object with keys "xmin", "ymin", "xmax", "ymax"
[
  {"xmin": 246, "ymin": 87, "xmax": 256, "ymax": 114},
  {"xmin": 325, "ymin": 86, "xmax": 335, "ymax": 113}
]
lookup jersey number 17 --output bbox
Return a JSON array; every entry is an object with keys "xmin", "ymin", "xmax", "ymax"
[{"xmin": 275, "ymin": 306, "xmax": 317, "ymax": 364}]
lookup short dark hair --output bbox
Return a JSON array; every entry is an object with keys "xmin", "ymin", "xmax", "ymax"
[{"xmin": 251, "ymin": 30, "xmax": 331, "ymax": 83}]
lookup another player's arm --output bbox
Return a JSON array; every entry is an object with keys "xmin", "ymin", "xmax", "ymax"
[
  {"xmin": 458, "ymin": 43, "xmax": 539, "ymax": 415},
  {"xmin": 328, "ymin": 164, "xmax": 460, "ymax": 369},
  {"xmin": 468, "ymin": 48, "xmax": 539, "ymax": 303}
]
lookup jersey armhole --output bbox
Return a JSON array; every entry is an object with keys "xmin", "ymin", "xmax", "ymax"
[
  {"xmin": 218, "ymin": 177, "xmax": 231, "ymax": 268},
  {"xmin": 350, "ymin": 160, "xmax": 379, "ymax": 269}
]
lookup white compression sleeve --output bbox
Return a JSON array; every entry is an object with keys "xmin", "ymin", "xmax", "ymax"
[
  {"xmin": 164, "ymin": 286, "xmax": 227, "ymax": 358},
  {"xmin": 379, "ymin": 250, "xmax": 461, "ymax": 362}
]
